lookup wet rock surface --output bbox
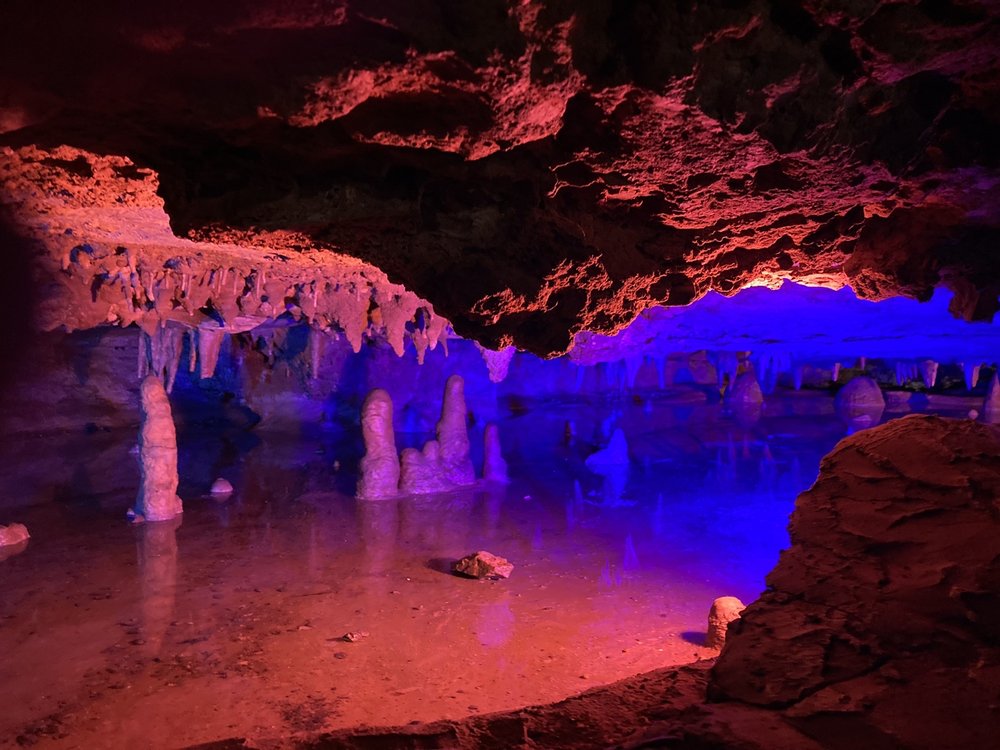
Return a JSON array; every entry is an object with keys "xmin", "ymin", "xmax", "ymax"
[
  {"xmin": 255, "ymin": 415, "xmax": 1000, "ymax": 749},
  {"xmin": 2, "ymin": 2, "xmax": 999, "ymax": 354}
]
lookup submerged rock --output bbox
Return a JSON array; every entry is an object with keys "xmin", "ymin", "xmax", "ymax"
[
  {"xmin": 453, "ymin": 551, "xmax": 514, "ymax": 580},
  {"xmin": 210, "ymin": 477, "xmax": 234, "ymax": 495},
  {"xmin": 0, "ymin": 523, "xmax": 29, "ymax": 547},
  {"xmin": 705, "ymin": 596, "xmax": 745, "ymax": 649}
]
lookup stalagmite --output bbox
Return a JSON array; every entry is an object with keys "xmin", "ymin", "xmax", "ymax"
[
  {"xmin": 727, "ymin": 371, "xmax": 764, "ymax": 407},
  {"xmin": 705, "ymin": 596, "xmax": 745, "ymax": 649},
  {"xmin": 835, "ymin": 375, "xmax": 886, "ymax": 431},
  {"xmin": 197, "ymin": 327, "xmax": 226, "ymax": 380},
  {"xmin": 133, "ymin": 375, "xmax": 183, "ymax": 522},
  {"xmin": 398, "ymin": 442, "xmax": 453, "ymax": 494},
  {"xmin": 483, "ymin": 423, "xmax": 508, "ymax": 483},
  {"xmin": 356, "ymin": 389, "xmax": 400, "ymax": 499},
  {"xmin": 436, "ymin": 375, "xmax": 476, "ymax": 485},
  {"xmin": 919, "ymin": 359, "xmax": 939, "ymax": 389},
  {"xmin": 982, "ymin": 373, "xmax": 1000, "ymax": 424}
]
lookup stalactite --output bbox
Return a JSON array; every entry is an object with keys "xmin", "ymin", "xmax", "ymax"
[
  {"xmin": 198, "ymin": 328, "xmax": 226, "ymax": 380},
  {"xmin": 478, "ymin": 344, "xmax": 517, "ymax": 383}
]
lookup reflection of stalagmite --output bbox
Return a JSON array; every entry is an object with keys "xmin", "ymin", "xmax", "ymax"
[
  {"xmin": 436, "ymin": 375, "xmax": 476, "ymax": 485},
  {"xmin": 134, "ymin": 375, "xmax": 183, "ymax": 522},
  {"xmin": 357, "ymin": 389, "xmax": 400, "ymax": 499},
  {"xmin": 357, "ymin": 495, "xmax": 399, "ymax": 577},
  {"xmin": 483, "ymin": 423, "xmax": 508, "ymax": 483},
  {"xmin": 137, "ymin": 516, "xmax": 181, "ymax": 655}
]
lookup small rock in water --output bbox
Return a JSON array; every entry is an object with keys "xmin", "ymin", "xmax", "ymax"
[
  {"xmin": 210, "ymin": 478, "xmax": 234, "ymax": 495},
  {"xmin": 0, "ymin": 523, "xmax": 29, "ymax": 547},
  {"xmin": 339, "ymin": 631, "xmax": 369, "ymax": 643},
  {"xmin": 453, "ymin": 551, "xmax": 514, "ymax": 579},
  {"xmin": 705, "ymin": 596, "xmax": 746, "ymax": 649}
]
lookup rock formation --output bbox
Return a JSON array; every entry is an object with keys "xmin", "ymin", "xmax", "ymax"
[
  {"xmin": 356, "ymin": 388, "xmax": 400, "ymax": 500},
  {"xmin": 436, "ymin": 375, "xmax": 476, "ymax": 486},
  {"xmin": 835, "ymin": 374, "xmax": 886, "ymax": 430},
  {"xmin": 398, "ymin": 441, "xmax": 454, "ymax": 495},
  {"xmin": 0, "ymin": 522, "xmax": 29, "ymax": 548},
  {"xmin": 2, "ymin": 3, "xmax": 999, "ymax": 355},
  {"xmin": 727, "ymin": 371, "xmax": 764, "ymax": 407},
  {"xmin": 133, "ymin": 374, "xmax": 182, "ymax": 522},
  {"xmin": 705, "ymin": 596, "xmax": 746, "ymax": 650},
  {"xmin": 210, "ymin": 477, "xmax": 234, "ymax": 495},
  {"xmin": 482, "ymin": 423, "xmax": 508, "ymax": 483},
  {"xmin": 453, "ymin": 551, "xmax": 514, "ymax": 580}
]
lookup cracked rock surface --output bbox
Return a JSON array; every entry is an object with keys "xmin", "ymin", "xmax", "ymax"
[{"xmin": 2, "ymin": 1, "xmax": 999, "ymax": 354}]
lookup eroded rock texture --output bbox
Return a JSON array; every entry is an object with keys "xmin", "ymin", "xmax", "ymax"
[
  {"xmin": 237, "ymin": 415, "xmax": 1000, "ymax": 749},
  {"xmin": 2, "ymin": 1, "xmax": 999, "ymax": 354}
]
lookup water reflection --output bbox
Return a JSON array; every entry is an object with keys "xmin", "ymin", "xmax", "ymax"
[{"xmin": 136, "ymin": 517, "xmax": 181, "ymax": 656}]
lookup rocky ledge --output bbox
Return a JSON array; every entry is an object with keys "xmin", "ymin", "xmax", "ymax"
[{"xmin": 191, "ymin": 415, "xmax": 1000, "ymax": 749}]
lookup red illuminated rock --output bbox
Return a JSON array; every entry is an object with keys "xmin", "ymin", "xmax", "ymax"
[
  {"xmin": 0, "ymin": 522, "xmax": 29, "ymax": 548},
  {"xmin": 453, "ymin": 551, "xmax": 514, "ymax": 580},
  {"xmin": 1, "ymin": 3, "xmax": 998, "ymax": 355}
]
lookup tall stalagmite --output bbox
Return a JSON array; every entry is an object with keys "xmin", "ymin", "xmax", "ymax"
[
  {"xmin": 436, "ymin": 375, "xmax": 476, "ymax": 486},
  {"xmin": 134, "ymin": 375, "xmax": 183, "ymax": 522},
  {"xmin": 357, "ymin": 389, "xmax": 400, "ymax": 500}
]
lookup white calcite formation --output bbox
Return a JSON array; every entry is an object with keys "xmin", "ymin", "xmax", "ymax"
[
  {"xmin": 919, "ymin": 359, "xmax": 939, "ymax": 388},
  {"xmin": 586, "ymin": 428, "xmax": 629, "ymax": 468},
  {"xmin": 705, "ymin": 596, "xmax": 746, "ymax": 649},
  {"xmin": 835, "ymin": 375, "xmax": 886, "ymax": 433},
  {"xmin": 983, "ymin": 373, "xmax": 1000, "ymax": 424},
  {"xmin": 477, "ymin": 344, "xmax": 517, "ymax": 383},
  {"xmin": 436, "ymin": 375, "xmax": 476, "ymax": 485},
  {"xmin": 356, "ymin": 388, "xmax": 400, "ymax": 500},
  {"xmin": 0, "ymin": 523, "xmax": 29, "ymax": 548},
  {"xmin": 482, "ymin": 423, "xmax": 508, "ymax": 483},
  {"xmin": 133, "ymin": 375, "xmax": 183, "ymax": 522}
]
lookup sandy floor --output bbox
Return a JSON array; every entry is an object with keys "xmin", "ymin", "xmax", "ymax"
[{"xmin": 0, "ymin": 391, "xmax": 973, "ymax": 748}]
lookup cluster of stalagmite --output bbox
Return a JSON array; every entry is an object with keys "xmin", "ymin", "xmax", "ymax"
[{"xmin": 358, "ymin": 375, "xmax": 506, "ymax": 499}]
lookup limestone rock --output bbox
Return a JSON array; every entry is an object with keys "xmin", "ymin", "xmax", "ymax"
[
  {"xmin": 357, "ymin": 389, "xmax": 399, "ymax": 500},
  {"xmin": 705, "ymin": 596, "xmax": 746, "ymax": 649},
  {"xmin": 133, "ymin": 374, "xmax": 183, "ymax": 522},
  {"xmin": 453, "ymin": 551, "xmax": 514, "ymax": 580},
  {"xmin": 0, "ymin": 523, "xmax": 29, "ymax": 547},
  {"xmin": 835, "ymin": 375, "xmax": 886, "ymax": 430},
  {"xmin": 727, "ymin": 371, "xmax": 764, "ymax": 406},
  {"xmin": 210, "ymin": 477, "xmax": 233, "ymax": 495}
]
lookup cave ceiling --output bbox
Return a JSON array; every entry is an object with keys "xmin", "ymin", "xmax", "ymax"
[{"xmin": 1, "ymin": 0, "xmax": 998, "ymax": 355}]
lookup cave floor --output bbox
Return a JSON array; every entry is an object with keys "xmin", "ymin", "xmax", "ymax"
[{"xmin": 0, "ymin": 389, "xmax": 980, "ymax": 748}]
